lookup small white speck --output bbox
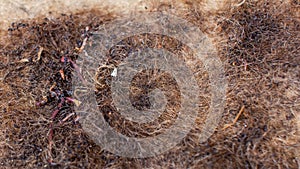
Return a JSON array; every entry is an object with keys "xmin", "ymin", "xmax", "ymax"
[{"xmin": 111, "ymin": 68, "xmax": 117, "ymax": 77}]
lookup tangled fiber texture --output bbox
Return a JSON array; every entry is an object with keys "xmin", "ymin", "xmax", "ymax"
[{"xmin": 0, "ymin": 0, "xmax": 299, "ymax": 168}]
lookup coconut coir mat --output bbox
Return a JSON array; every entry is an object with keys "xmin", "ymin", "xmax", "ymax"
[{"xmin": 0, "ymin": 1, "xmax": 299, "ymax": 168}]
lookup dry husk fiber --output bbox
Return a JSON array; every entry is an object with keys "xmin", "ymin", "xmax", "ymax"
[{"xmin": 0, "ymin": 0, "xmax": 299, "ymax": 168}]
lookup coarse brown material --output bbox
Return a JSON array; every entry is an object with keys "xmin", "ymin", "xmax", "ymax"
[{"xmin": 0, "ymin": 0, "xmax": 299, "ymax": 168}]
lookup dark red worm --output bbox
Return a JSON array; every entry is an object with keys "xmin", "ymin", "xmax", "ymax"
[{"xmin": 60, "ymin": 56, "xmax": 87, "ymax": 85}]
